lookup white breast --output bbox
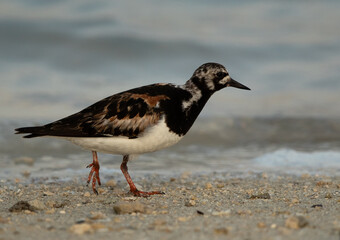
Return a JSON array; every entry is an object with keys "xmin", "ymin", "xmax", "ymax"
[{"xmin": 65, "ymin": 118, "xmax": 183, "ymax": 155}]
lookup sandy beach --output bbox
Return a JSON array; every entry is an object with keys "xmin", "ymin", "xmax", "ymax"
[{"xmin": 0, "ymin": 172, "xmax": 339, "ymax": 240}]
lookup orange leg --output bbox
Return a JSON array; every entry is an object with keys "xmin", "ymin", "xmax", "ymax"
[
  {"xmin": 120, "ymin": 155, "xmax": 164, "ymax": 197},
  {"xmin": 86, "ymin": 151, "xmax": 101, "ymax": 195}
]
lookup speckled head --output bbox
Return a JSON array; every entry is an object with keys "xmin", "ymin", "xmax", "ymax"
[{"xmin": 191, "ymin": 62, "xmax": 250, "ymax": 92}]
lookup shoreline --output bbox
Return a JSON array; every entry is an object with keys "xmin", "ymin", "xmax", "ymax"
[{"xmin": 0, "ymin": 172, "xmax": 339, "ymax": 240}]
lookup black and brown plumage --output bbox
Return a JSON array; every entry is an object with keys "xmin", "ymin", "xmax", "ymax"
[{"xmin": 15, "ymin": 62, "xmax": 250, "ymax": 197}]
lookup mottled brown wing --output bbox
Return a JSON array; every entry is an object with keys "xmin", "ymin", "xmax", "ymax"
[
  {"xmin": 16, "ymin": 90, "xmax": 170, "ymax": 138},
  {"xmin": 86, "ymin": 92, "xmax": 170, "ymax": 137}
]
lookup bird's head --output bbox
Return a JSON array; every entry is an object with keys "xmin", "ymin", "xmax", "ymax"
[{"xmin": 190, "ymin": 62, "xmax": 250, "ymax": 92}]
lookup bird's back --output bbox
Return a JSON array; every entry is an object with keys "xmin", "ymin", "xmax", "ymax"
[{"xmin": 15, "ymin": 83, "xmax": 193, "ymax": 139}]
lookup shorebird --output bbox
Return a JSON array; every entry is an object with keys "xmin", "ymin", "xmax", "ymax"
[{"xmin": 15, "ymin": 62, "xmax": 250, "ymax": 197}]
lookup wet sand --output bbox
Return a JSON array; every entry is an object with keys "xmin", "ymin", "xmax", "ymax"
[{"xmin": 0, "ymin": 172, "xmax": 339, "ymax": 240}]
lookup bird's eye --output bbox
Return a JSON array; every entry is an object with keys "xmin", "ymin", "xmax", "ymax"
[{"xmin": 216, "ymin": 72, "xmax": 227, "ymax": 79}]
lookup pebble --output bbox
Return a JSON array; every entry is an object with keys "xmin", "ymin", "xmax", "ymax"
[
  {"xmin": 89, "ymin": 211, "xmax": 107, "ymax": 220},
  {"xmin": 185, "ymin": 199, "xmax": 196, "ymax": 207},
  {"xmin": 316, "ymin": 181, "xmax": 331, "ymax": 187},
  {"xmin": 196, "ymin": 210, "xmax": 204, "ymax": 215},
  {"xmin": 177, "ymin": 216, "xmax": 190, "ymax": 222},
  {"xmin": 56, "ymin": 200, "xmax": 71, "ymax": 208},
  {"xmin": 212, "ymin": 210, "xmax": 231, "ymax": 216},
  {"xmin": 82, "ymin": 199, "xmax": 92, "ymax": 205},
  {"xmin": 45, "ymin": 209, "xmax": 55, "ymax": 214},
  {"xmin": 84, "ymin": 192, "xmax": 91, "ymax": 197},
  {"xmin": 122, "ymin": 196, "xmax": 137, "ymax": 201},
  {"xmin": 24, "ymin": 210, "xmax": 34, "ymax": 214},
  {"xmin": 45, "ymin": 200, "xmax": 56, "ymax": 208},
  {"xmin": 9, "ymin": 201, "xmax": 37, "ymax": 212},
  {"xmin": 205, "ymin": 183, "xmax": 213, "ymax": 189},
  {"xmin": 105, "ymin": 179, "xmax": 117, "ymax": 188},
  {"xmin": 324, "ymin": 193, "xmax": 332, "ymax": 199},
  {"xmin": 237, "ymin": 210, "xmax": 252, "ymax": 216},
  {"xmin": 69, "ymin": 223, "xmax": 94, "ymax": 235},
  {"xmin": 97, "ymin": 188, "xmax": 106, "ymax": 194},
  {"xmin": 249, "ymin": 193, "xmax": 271, "ymax": 199},
  {"xmin": 214, "ymin": 227, "xmax": 229, "ymax": 235},
  {"xmin": 311, "ymin": 204, "xmax": 323, "ymax": 209},
  {"xmin": 43, "ymin": 191, "xmax": 54, "ymax": 196},
  {"xmin": 28, "ymin": 199, "xmax": 46, "ymax": 210},
  {"xmin": 90, "ymin": 223, "xmax": 107, "ymax": 231},
  {"xmin": 257, "ymin": 222, "xmax": 266, "ymax": 228},
  {"xmin": 285, "ymin": 216, "xmax": 308, "ymax": 229},
  {"xmin": 45, "ymin": 199, "xmax": 70, "ymax": 208},
  {"xmin": 76, "ymin": 219, "xmax": 86, "ymax": 224},
  {"xmin": 113, "ymin": 201, "xmax": 149, "ymax": 214}
]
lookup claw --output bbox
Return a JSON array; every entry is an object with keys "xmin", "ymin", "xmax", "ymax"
[
  {"xmin": 92, "ymin": 175, "xmax": 98, "ymax": 195},
  {"xmin": 86, "ymin": 151, "xmax": 101, "ymax": 194}
]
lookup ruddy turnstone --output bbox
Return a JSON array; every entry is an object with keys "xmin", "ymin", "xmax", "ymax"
[{"xmin": 15, "ymin": 62, "xmax": 250, "ymax": 197}]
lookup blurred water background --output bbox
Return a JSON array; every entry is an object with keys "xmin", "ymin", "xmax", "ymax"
[{"xmin": 1, "ymin": 0, "xmax": 340, "ymax": 182}]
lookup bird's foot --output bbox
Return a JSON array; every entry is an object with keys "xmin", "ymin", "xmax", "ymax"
[
  {"xmin": 130, "ymin": 189, "xmax": 165, "ymax": 198},
  {"xmin": 121, "ymin": 155, "xmax": 164, "ymax": 197},
  {"xmin": 86, "ymin": 162, "xmax": 101, "ymax": 195}
]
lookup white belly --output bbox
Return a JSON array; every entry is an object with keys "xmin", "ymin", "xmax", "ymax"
[{"xmin": 65, "ymin": 118, "xmax": 183, "ymax": 155}]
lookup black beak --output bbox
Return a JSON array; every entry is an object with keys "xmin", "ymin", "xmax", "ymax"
[{"xmin": 228, "ymin": 78, "xmax": 251, "ymax": 90}]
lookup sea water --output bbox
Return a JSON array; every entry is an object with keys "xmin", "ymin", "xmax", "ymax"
[{"xmin": 0, "ymin": 0, "xmax": 339, "ymax": 182}]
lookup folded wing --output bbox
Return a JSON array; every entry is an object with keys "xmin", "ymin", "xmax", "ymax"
[{"xmin": 15, "ymin": 87, "xmax": 170, "ymax": 138}]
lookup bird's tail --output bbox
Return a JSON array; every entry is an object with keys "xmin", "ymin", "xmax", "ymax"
[{"xmin": 15, "ymin": 126, "xmax": 48, "ymax": 138}]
